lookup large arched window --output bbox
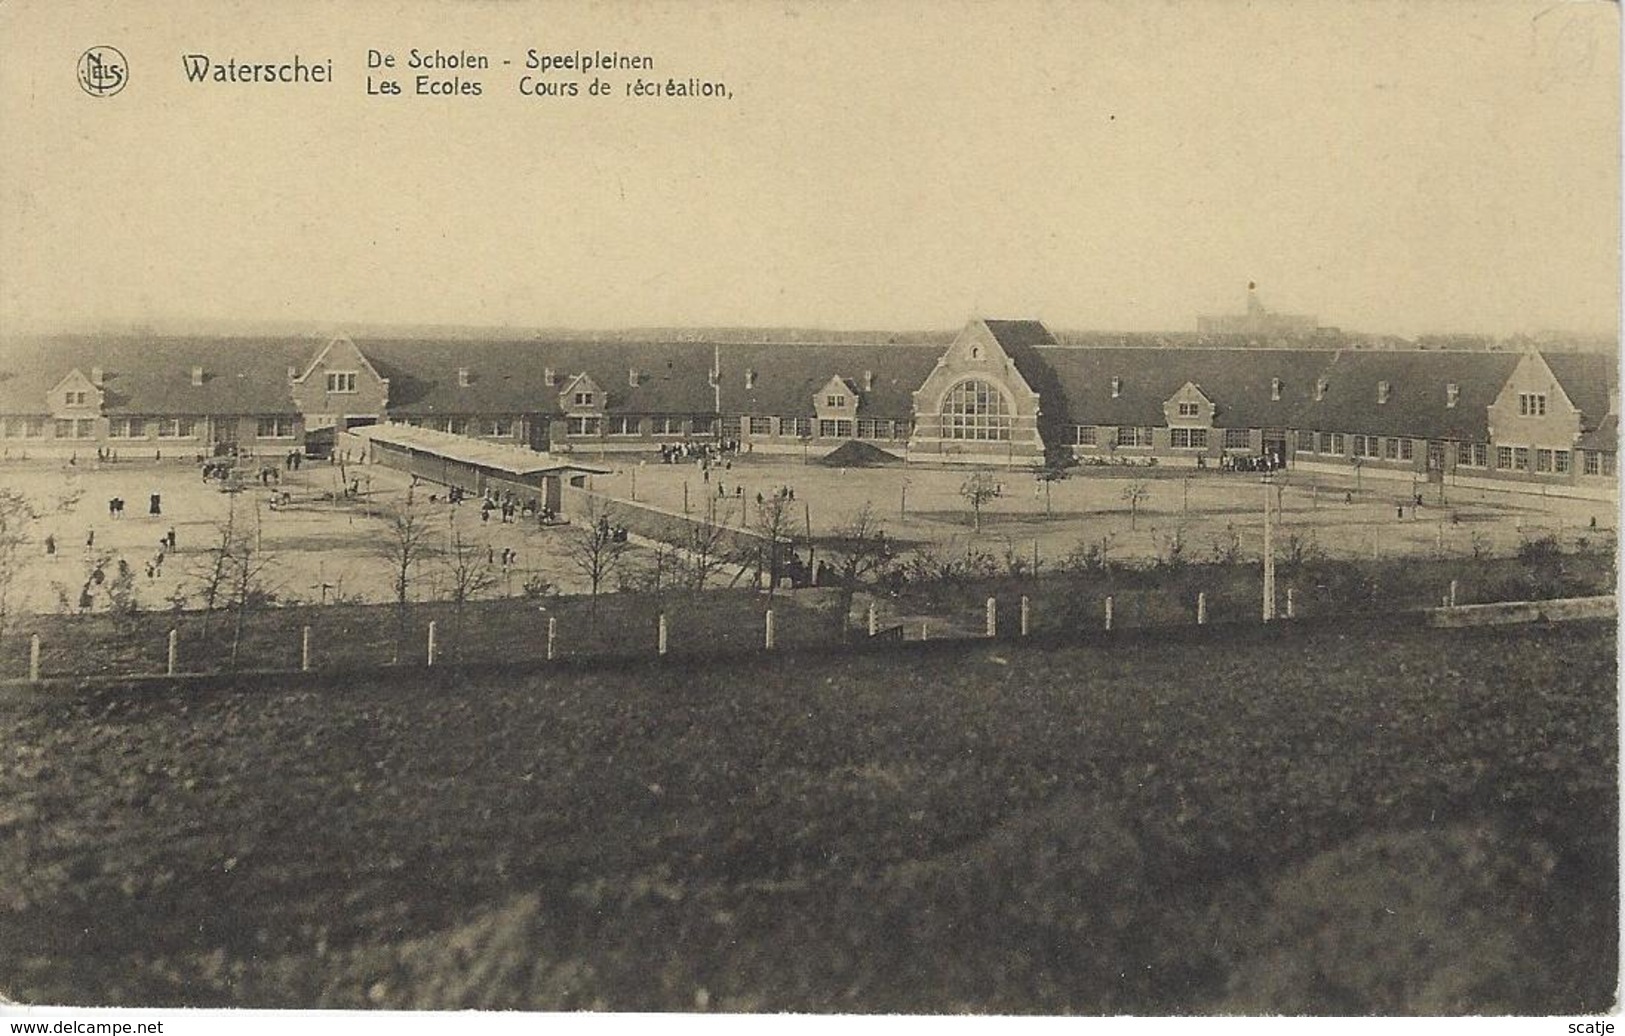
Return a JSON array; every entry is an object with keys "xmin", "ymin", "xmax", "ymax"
[{"xmin": 942, "ymin": 379, "xmax": 1012, "ymax": 441}]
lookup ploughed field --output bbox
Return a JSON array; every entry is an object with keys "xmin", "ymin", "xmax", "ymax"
[{"xmin": 0, "ymin": 620, "xmax": 1615, "ymax": 1013}]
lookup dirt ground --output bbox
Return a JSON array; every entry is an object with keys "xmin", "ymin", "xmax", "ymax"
[
  {"xmin": 2, "ymin": 452, "xmax": 1612, "ymax": 618},
  {"xmin": 581, "ymin": 453, "xmax": 1614, "ymax": 565},
  {"xmin": 2, "ymin": 457, "xmax": 647, "ymax": 616}
]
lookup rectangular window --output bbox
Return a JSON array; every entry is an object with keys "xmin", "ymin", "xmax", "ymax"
[
  {"xmin": 1223, "ymin": 428, "xmax": 1249, "ymax": 449},
  {"xmin": 1385, "ymin": 438, "xmax": 1401, "ymax": 460},
  {"xmin": 1518, "ymin": 393, "xmax": 1547, "ymax": 417},
  {"xmin": 1074, "ymin": 425, "xmax": 1098, "ymax": 446},
  {"xmin": 856, "ymin": 418, "xmax": 892, "ymax": 440},
  {"xmin": 819, "ymin": 419, "xmax": 853, "ymax": 438},
  {"xmin": 256, "ymin": 416, "xmax": 296, "ymax": 439},
  {"xmin": 749, "ymin": 416, "xmax": 773, "ymax": 436},
  {"xmin": 1171, "ymin": 427, "xmax": 1208, "ymax": 449},
  {"xmin": 1330, "ymin": 433, "xmax": 1345, "ymax": 455},
  {"xmin": 567, "ymin": 416, "xmax": 601, "ymax": 436},
  {"xmin": 648, "ymin": 416, "xmax": 681, "ymax": 436},
  {"xmin": 1585, "ymin": 452, "xmax": 1601, "ymax": 476},
  {"xmin": 780, "ymin": 416, "xmax": 811, "ymax": 438},
  {"xmin": 695, "ymin": 416, "xmax": 719, "ymax": 437},
  {"xmin": 1473, "ymin": 443, "xmax": 1488, "ymax": 468},
  {"xmin": 326, "ymin": 371, "xmax": 358, "ymax": 394},
  {"xmin": 156, "ymin": 417, "xmax": 196, "ymax": 438},
  {"xmin": 572, "ymin": 391, "xmax": 594, "ymax": 407},
  {"xmin": 825, "ymin": 394, "xmax": 847, "ymax": 408},
  {"xmin": 1534, "ymin": 449, "xmax": 1553, "ymax": 473},
  {"xmin": 1116, "ymin": 426, "xmax": 1150, "ymax": 448},
  {"xmin": 1177, "ymin": 402, "xmax": 1200, "ymax": 417},
  {"xmin": 1351, "ymin": 434, "xmax": 1366, "ymax": 457},
  {"xmin": 449, "ymin": 418, "xmax": 470, "ymax": 436},
  {"xmin": 64, "ymin": 390, "xmax": 87, "ymax": 406},
  {"xmin": 108, "ymin": 418, "xmax": 130, "ymax": 439},
  {"xmin": 1317, "ymin": 432, "xmax": 1333, "ymax": 454},
  {"xmin": 721, "ymin": 417, "xmax": 742, "ymax": 439},
  {"xmin": 1554, "ymin": 450, "xmax": 1570, "ymax": 474},
  {"xmin": 22, "ymin": 417, "xmax": 44, "ymax": 438},
  {"xmin": 606, "ymin": 416, "xmax": 640, "ymax": 436},
  {"xmin": 1296, "ymin": 430, "xmax": 1316, "ymax": 452},
  {"xmin": 1604, "ymin": 454, "xmax": 1617, "ymax": 477},
  {"xmin": 1513, "ymin": 447, "xmax": 1530, "ymax": 471},
  {"xmin": 490, "ymin": 418, "xmax": 513, "ymax": 437},
  {"xmin": 1399, "ymin": 439, "xmax": 1414, "ymax": 461},
  {"xmin": 76, "ymin": 419, "xmax": 94, "ymax": 439},
  {"xmin": 1497, "ymin": 446, "xmax": 1513, "ymax": 469},
  {"xmin": 1456, "ymin": 441, "xmax": 1474, "ymax": 467}
]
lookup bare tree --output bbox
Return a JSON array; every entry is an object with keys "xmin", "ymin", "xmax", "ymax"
[
  {"xmin": 0, "ymin": 489, "xmax": 36, "ymax": 644},
  {"xmin": 1121, "ymin": 480, "xmax": 1151, "ymax": 530},
  {"xmin": 223, "ymin": 506, "xmax": 278, "ymax": 671},
  {"xmin": 960, "ymin": 471, "xmax": 999, "ymax": 533},
  {"xmin": 820, "ymin": 504, "xmax": 899, "ymax": 640},
  {"xmin": 748, "ymin": 491, "xmax": 798, "ymax": 603},
  {"xmin": 193, "ymin": 496, "xmax": 239, "ymax": 639},
  {"xmin": 441, "ymin": 511, "xmax": 498, "ymax": 661},
  {"xmin": 684, "ymin": 505, "xmax": 737, "ymax": 591},
  {"xmin": 377, "ymin": 498, "xmax": 435, "ymax": 663},
  {"xmin": 568, "ymin": 499, "xmax": 632, "ymax": 621}
]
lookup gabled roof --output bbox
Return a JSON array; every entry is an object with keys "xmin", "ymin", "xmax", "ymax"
[
  {"xmin": 1541, "ymin": 351, "xmax": 1618, "ymax": 431},
  {"xmin": 0, "ymin": 336, "xmax": 308, "ymax": 415},
  {"xmin": 362, "ymin": 340, "xmax": 720, "ymax": 416},
  {"xmin": 1576, "ymin": 414, "xmax": 1617, "ymax": 452},
  {"xmin": 717, "ymin": 343, "xmax": 941, "ymax": 417},
  {"xmin": 981, "ymin": 320, "xmax": 1058, "ymax": 349},
  {"xmin": 1302, "ymin": 351, "xmax": 1521, "ymax": 440},
  {"xmin": 1034, "ymin": 348, "xmax": 1334, "ymax": 429}
]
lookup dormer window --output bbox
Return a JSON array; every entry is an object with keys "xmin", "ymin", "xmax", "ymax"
[
  {"xmin": 1315, "ymin": 377, "xmax": 1328, "ymax": 401},
  {"xmin": 573, "ymin": 391, "xmax": 594, "ymax": 407},
  {"xmin": 1377, "ymin": 381, "xmax": 1391, "ymax": 404},
  {"xmin": 1446, "ymin": 383, "xmax": 1460, "ymax": 408},
  {"xmin": 1177, "ymin": 401, "xmax": 1200, "ymax": 417},
  {"xmin": 826, "ymin": 393, "xmax": 848, "ymax": 408},
  {"xmin": 1270, "ymin": 377, "xmax": 1282, "ymax": 401},
  {"xmin": 1110, "ymin": 377, "xmax": 1122, "ymax": 398}
]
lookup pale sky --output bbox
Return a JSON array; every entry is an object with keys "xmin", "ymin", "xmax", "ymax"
[{"xmin": 0, "ymin": 0, "xmax": 1618, "ymax": 337}]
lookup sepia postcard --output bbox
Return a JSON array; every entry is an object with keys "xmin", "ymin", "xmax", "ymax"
[{"xmin": 0, "ymin": 1, "xmax": 1619, "ymax": 1032}]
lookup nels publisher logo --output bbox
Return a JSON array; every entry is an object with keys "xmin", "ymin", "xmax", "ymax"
[{"xmin": 77, "ymin": 46, "xmax": 128, "ymax": 97}]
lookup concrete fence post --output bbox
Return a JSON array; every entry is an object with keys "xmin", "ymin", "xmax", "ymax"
[
  {"xmin": 29, "ymin": 634, "xmax": 40, "ymax": 682},
  {"xmin": 764, "ymin": 609, "xmax": 775, "ymax": 650},
  {"xmin": 167, "ymin": 628, "xmax": 178, "ymax": 676},
  {"xmin": 1448, "ymin": 579, "xmax": 1459, "ymax": 608},
  {"xmin": 867, "ymin": 602, "xmax": 878, "ymax": 638},
  {"xmin": 1196, "ymin": 592, "xmax": 1207, "ymax": 626},
  {"xmin": 546, "ymin": 617, "xmax": 557, "ymax": 661},
  {"xmin": 1104, "ymin": 596, "xmax": 1114, "ymax": 632},
  {"xmin": 1020, "ymin": 595, "xmax": 1030, "ymax": 637},
  {"xmin": 658, "ymin": 614, "xmax": 668, "ymax": 656},
  {"xmin": 426, "ymin": 621, "xmax": 437, "ymax": 667},
  {"xmin": 985, "ymin": 597, "xmax": 997, "ymax": 639},
  {"xmin": 301, "ymin": 625, "xmax": 311, "ymax": 672},
  {"xmin": 1285, "ymin": 588, "xmax": 1296, "ymax": 620}
]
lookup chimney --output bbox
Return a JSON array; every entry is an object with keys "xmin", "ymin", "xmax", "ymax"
[
  {"xmin": 90, "ymin": 366, "xmax": 103, "ymax": 386},
  {"xmin": 1446, "ymin": 382, "xmax": 1460, "ymax": 409},
  {"xmin": 287, "ymin": 365, "xmax": 298, "ymax": 383},
  {"xmin": 628, "ymin": 368, "xmax": 640, "ymax": 388},
  {"xmin": 543, "ymin": 367, "xmax": 556, "ymax": 387},
  {"xmin": 1110, "ymin": 377, "xmax": 1122, "ymax": 398},
  {"xmin": 191, "ymin": 366, "xmax": 204, "ymax": 387},
  {"xmin": 1377, "ymin": 380, "xmax": 1391, "ymax": 405},
  {"xmin": 1314, "ymin": 377, "xmax": 1328, "ymax": 402},
  {"xmin": 745, "ymin": 368, "xmax": 756, "ymax": 390},
  {"xmin": 863, "ymin": 370, "xmax": 874, "ymax": 392},
  {"xmin": 457, "ymin": 367, "xmax": 471, "ymax": 388},
  {"xmin": 1270, "ymin": 377, "xmax": 1282, "ymax": 401}
]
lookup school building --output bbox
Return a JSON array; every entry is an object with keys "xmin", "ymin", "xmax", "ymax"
[{"xmin": 0, "ymin": 319, "xmax": 1615, "ymax": 495}]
